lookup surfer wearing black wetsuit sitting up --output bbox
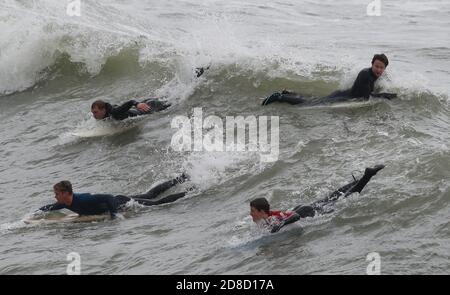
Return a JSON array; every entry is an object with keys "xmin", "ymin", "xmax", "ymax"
[
  {"xmin": 262, "ymin": 54, "xmax": 397, "ymax": 106},
  {"xmin": 249, "ymin": 164, "xmax": 385, "ymax": 233},
  {"xmin": 38, "ymin": 174, "xmax": 190, "ymax": 219},
  {"xmin": 91, "ymin": 98, "xmax": 171, "ymax": 121}
]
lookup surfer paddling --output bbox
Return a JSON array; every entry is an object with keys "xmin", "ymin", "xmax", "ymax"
[
  {"xmin": 91, "ymin": 66, "xmax": 209, "ymax": 120},
  {"xmin": 262, "ymin": 54, "xmax": 397, "ymax": 106},
  {"xmin": 250, "ymin": 164, "xmax": 385, "ymax": 233},
  {"xmin": 37, "ymin": 174, "xmax": 190, "ymax": 219}
]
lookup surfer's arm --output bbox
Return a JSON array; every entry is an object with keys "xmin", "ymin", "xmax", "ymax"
[
  {"xmin": 371, "ymin": 92, "xmax": 397, "ymax": 100},
  {"xmin": 350, "ymin": 69, "xmax": 372, "ymax": 99},
  {"xmin": 38, "ymin": 202, "xmax": 65, "ymax": 212},
  {"xmin": 270, "ymin": 212, "xmax": 300, "ymax": 233},
  {"xmin": 112, "ymin": 100, "xmax": 139, "ymax": 115},
  {"xmin": 357, "ymin": 72, "xmax": 372, "ymax": 99}
]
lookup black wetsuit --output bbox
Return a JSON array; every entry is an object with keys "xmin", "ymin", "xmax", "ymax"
[
  {"xmin": 269, "ymin": 165, "xmax": 385, "ymax": 232},
  {"xmin": 39, "ymin": 175, "xmax": 188, "ymax": 218},
  {"xmin": 262, "ymin": 68, "xmax": 396, "ymax": 106},
  {"xmin": 105, "ymin": 98, "xmax": 171, "ymax": 120}
]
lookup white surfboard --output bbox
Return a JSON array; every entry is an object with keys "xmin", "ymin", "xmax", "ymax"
[
  {"xmin": 23, "ymin": 213, "xmax": 109, "ymax": 225},
  {"xmin": 259, "ymin": 96, "xmax": 382, "ymax": 110},
  {"xmin": 71, "ymin": 116, "xmax": 148, "ymax": 138}
]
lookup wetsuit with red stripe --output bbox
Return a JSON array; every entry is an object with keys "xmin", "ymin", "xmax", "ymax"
[
  {"xmin": 260, "ymin": 210, "xmax": 295, "ymax": 230},
  {"xmin": 264, "ymin": 165, "xmax": 385, "ymax": 233}
]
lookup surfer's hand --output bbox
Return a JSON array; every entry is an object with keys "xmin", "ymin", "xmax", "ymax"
[{"xmin": 137, "ymin": 103, "xmax": 151, "ymax": 112}]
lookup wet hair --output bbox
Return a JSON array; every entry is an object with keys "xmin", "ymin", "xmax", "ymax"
[
  {"xmin": 372, "ymin": 54, "xmax": 389, "ymax": 67},
  {"xmin": 250, "ymin": 198, "xmax": 270, "ymax": 214},
  {"xmin": 53, "ymin": 181, "xmax": 73, "ymax": 194},
  {"xmin": 91, "ymin": 100, "xmax": 107, "ymax": 110}
]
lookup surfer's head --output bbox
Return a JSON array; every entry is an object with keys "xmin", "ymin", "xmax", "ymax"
[
  {"xmin": 371, "ymin": 54, "xmax": 389, "ymax": 78},
  {"xmin": 250, "ymin": 198, "xmax": 270, "ymax": 222},
  {"xmin": 53, "ymin": 181, "xmax": 73, "ymax": 204},
  {"xmin": 91, "ymin": 100, "xmax": 108, "ymax": 120}
]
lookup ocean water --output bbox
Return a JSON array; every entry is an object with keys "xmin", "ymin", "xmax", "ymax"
[{"xmin": 0, "ymin": 0, "xmax": 449, "ymax": 274}]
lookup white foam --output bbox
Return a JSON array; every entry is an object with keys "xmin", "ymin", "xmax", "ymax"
[
  {"xmin": 64, "ymin": 116, "xmax": 147, "ymax": 140},
  {"xmin": 1, "ymin": 0, "xmax": 446, "ymax": 98},
  {"xmin": 182, "ymin": 150, "xmax": 258, "ymax": 191},
  {"xmin": 0, "ymin": 220, "xmax": 28, "ymax": 233}
]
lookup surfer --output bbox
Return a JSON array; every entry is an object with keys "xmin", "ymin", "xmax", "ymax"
[
  {"xmin": 261, "ymin": 54, "xmax": 397, "ymax": 106},
  {"xmin": 91, "ymin": 98, "xmax": 171, "ymax": 121},
  {"xmin": 37, "ymin": 174, "xmax": 190, "ymax": 219},
  {"xmin": 249, "ymin": 164, "xmax": 385, "ymax": 233},
  {"xmin": 91, "ymin": 66, "xmax": 209, "ymax": 120}
]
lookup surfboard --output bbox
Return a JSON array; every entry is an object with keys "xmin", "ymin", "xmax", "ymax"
[
  {"xmin": 71, "ymin": 116, "xmax": 148, "ymax": 138},
  {"xmin": 23, "ymin": 213, "xmax": 109, "ymax": 225},
  {"xmin": 259, "ymin": 96, "xmax": 382, "ymax": 110},
  {"xmin": 302, "ymin": 99, "xmax": 381, "ymax": 110}
]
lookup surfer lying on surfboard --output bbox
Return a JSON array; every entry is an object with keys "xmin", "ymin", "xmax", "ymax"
[
  {"xmin": 261, "ymin": 54, "xmax": 397, "ymax": 107},
  {"xmin": 37, "ymin": 174, "xmax": 190, "ymax": 219},
  {"xmin": 249, "ymin": 164, "xmax": 385, "ymax": 233},
  {"xmin": 91, "ymin": 66, "xmax": 209, "ymax": 121},
  {"xmin": 91, "ymin": 98, "xmax": 171, "ymax": 120}
]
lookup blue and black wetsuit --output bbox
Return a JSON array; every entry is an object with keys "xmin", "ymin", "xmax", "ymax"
[
  {"xmin": 105, "ymin": 98, "xmax": 171, "ymax": 120},
  {"xmin": 39, "ymin": 193, "xmax": 119, "ymax": 218},
  {"xmin": 262, "ymin": 68, "xmax": 396, "ymax": 106},
  {"xmin": 39, "ymin": 175, "xmax": 188, "ymax": 218}
]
